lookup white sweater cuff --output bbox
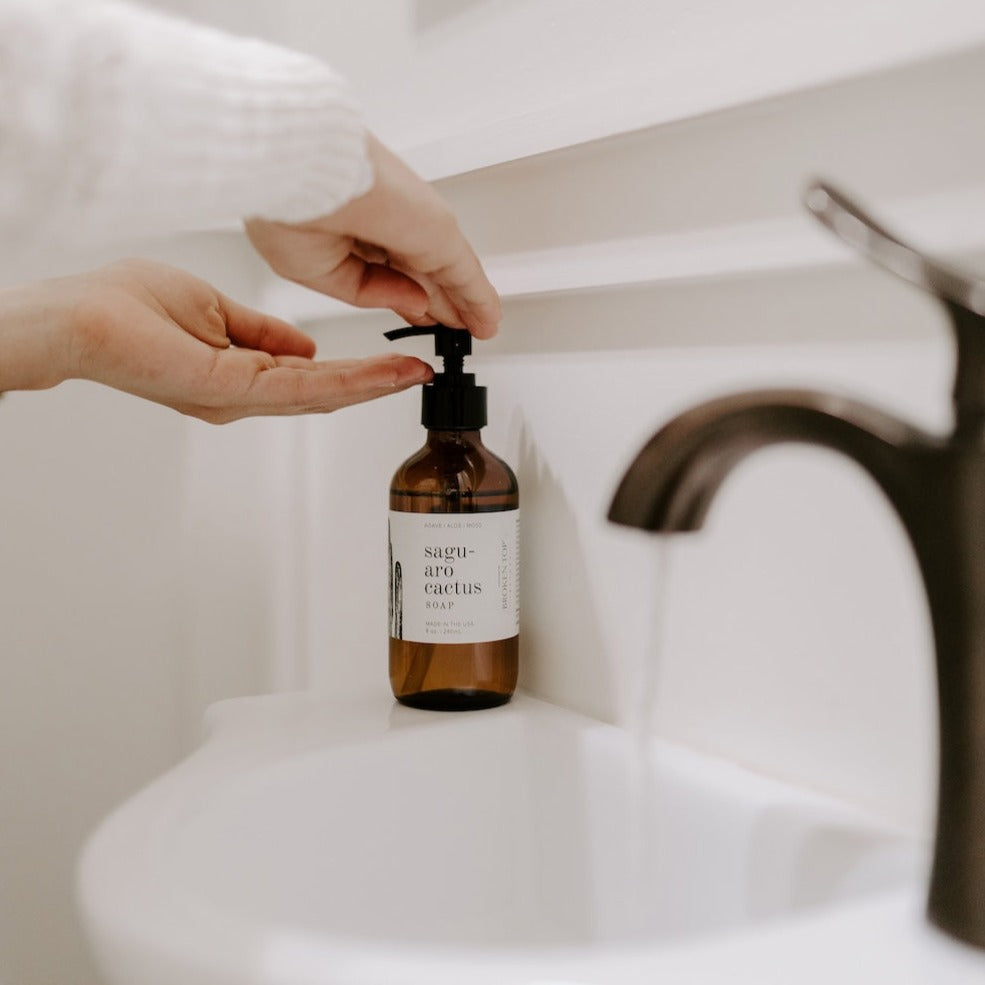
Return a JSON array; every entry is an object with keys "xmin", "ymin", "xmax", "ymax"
[{"xmin": 0, "ymin": 1, "xmax": 373, "ymax": 246}]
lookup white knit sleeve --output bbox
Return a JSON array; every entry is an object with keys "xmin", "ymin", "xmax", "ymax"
[{"xmin": 0, "ymin": 0, "xmax": 373, "ymax": 247}]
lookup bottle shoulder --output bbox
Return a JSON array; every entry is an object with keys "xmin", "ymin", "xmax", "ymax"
[{"xmin": 390, "ymin": 431, "xmax": 518, "ymax": 508}]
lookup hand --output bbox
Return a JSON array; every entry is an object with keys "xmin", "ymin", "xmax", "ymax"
[
  {"xmin": 0, "ymin": 259, "xmax": 433, "ymax": 423},
  {"xmin": 245, "ymin": 135, "xmax": 501, "ymax": 340}
]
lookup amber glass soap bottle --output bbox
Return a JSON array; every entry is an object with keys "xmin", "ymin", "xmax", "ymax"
[{"xmin": 385, "ymin": 325, "xmax": 519, "ymax": 711}]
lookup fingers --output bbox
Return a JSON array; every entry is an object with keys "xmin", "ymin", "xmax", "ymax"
[
  {"xmin": 312, "ymin": 251, "xmax": 499, "ymax": 339},
  {"xmin": 398, "ymin": 229, "xmax": 502, "ymax": 340},
  {"xmin": 188, "ymin": 351, "xmax": 434, "ymax": 423},
  {"xmin": 310, "ymin": 255, "xmax": 430, "ymax": 319},
  {"xmin": 434, "ymin": 261, "xmax": 502, "ymax": 341},
  {"xmin": 402, "ymin": 270, "xmax": 497, "ymax": 339},
  {"xmin": 219, "ymin": 294, "xmax": 317, "ymax": 358},
  {"xmin": 356, "ymin": 136, "xmax": 502, "ymax": 338},
  {"xmin": 247, "ymin": 135, "xmax": 503, "ymax": 340}
]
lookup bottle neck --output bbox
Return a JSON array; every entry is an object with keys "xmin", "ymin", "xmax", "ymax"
[{"xmin": 425, "ymin": 428, "xmax": 484, "ymax": 447}]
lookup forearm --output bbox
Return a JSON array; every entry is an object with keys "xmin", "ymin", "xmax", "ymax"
[{"xmin": 0, "ymin": 0, "xmax": 372, "ymax": 246}]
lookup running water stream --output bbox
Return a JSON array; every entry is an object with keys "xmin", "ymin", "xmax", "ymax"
[{"xmin": 619, "ymin": 540, "xmax": 677, "ymax": 940}]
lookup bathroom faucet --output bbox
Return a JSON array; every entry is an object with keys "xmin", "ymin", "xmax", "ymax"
[{"xmin": 608, "ymin": 180, "xmax": 985, "ymax": 950}]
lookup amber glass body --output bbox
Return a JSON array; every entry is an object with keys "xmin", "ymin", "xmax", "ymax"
[{"xmin": 389, "ymin": 429, "xmax": 519, "ymax": 711}]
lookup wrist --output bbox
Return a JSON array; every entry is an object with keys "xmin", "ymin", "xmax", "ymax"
[{"xmin": 0, "ymin": 278, "xmax": 79, "ymax": 392}]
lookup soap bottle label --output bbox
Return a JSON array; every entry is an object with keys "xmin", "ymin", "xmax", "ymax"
[{"xmin": 388, "ymin": 509, "xmax": 520, "ymax": 645}]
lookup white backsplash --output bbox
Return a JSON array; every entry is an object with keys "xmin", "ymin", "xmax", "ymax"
[{"xmin": 296, "ymin": 328, "xmax": 946, "ymax": 836}]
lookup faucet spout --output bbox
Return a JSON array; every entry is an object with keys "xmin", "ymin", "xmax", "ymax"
[{"xmin": 608, "ymin": 389, "xmax": 934, "ymax": 535}]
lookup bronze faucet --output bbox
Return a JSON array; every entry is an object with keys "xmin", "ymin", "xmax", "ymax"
[{"xmin": 608, "ymin": 181, "xmax": 985, "ymax": 949}]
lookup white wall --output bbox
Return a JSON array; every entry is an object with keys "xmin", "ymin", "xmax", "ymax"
[
  {"xmin": 0, "ymin": 231, "xmax": 288, "ymax": 985},
  {"xmin": 0, "ymin": 383, "xmax": 185, "ymax": 985}
]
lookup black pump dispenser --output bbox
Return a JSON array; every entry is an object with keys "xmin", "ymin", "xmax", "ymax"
[{"xmin": 384, "ymin": 324, "xmax": 487, "ymax": 430}]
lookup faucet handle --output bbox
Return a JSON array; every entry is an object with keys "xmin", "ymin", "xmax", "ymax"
[
  {"xmin": 804, "ymin": 180, "xmax": 985, "ymax": 317},
  {"xmin": 807, "ymin": 179, "xmax": 985, "ymax": 423}
]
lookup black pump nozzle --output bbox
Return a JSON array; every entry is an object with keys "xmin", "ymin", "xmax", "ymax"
[
  {"xmin": 384, "ymin": 324, "xmax": 486, "ymax": 430},
  {"xmin": 384, "ymin": 323, "xmax": 472, "ymax": 373}
]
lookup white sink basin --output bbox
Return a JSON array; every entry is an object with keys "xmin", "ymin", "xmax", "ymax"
[{"xmin": 78, "ymin": 692, "xmax": 927, "ymax": 985}]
